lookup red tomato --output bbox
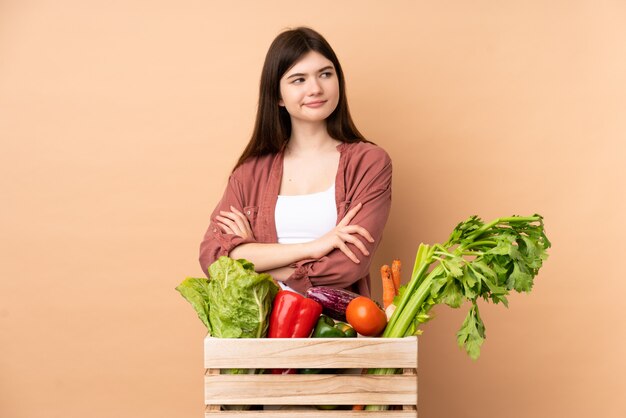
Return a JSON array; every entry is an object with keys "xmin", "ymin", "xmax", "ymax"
[{"xmin": 345, "ymin": 296, "xmax": 387, "ymax": 336}]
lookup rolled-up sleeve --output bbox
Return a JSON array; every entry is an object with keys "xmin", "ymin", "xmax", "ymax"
[
  {"xmin": 284, "ymin": 150, "xmax": 392, "ymax": 294},
  {"xmin": 199, "ymin": 174, "xmax": 258, "ymax": 276}
]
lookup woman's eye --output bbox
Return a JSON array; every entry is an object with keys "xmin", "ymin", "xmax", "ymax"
[
  {"xmin": 292, "ymin": 78, "xmax": 305, "ymax": 84},
  {"xmin": 321, "ymin": 72, "xmax": 333, "ymax": 78}
]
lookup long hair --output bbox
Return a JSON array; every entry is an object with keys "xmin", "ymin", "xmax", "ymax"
[{"xmin": 233, "ymin": 27, "xmax": 368, "ymax": 171}]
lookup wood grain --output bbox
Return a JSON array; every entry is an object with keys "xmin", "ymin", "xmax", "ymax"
[
  {"xmin": 204, "ymin": 337, "xmax": 418, "ymax": 369},
  {"xmin": 204, "ymin": 373, "xmax": 417, "ymax": 405}
]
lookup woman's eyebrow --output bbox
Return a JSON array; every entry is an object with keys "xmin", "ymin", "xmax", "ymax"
[{"xmin": 286, "ymin": 65, "xmax": 335, "ymax": 79}]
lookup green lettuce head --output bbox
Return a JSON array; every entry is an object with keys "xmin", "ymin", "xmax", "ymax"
[{"xmin": 206, "ymin": 257, "xmax": 279, "ymax": 338}]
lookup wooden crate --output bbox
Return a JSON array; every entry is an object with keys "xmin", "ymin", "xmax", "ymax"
[{"xmin": 204, "ymin": 336, "xmax": 418, "ymax": 417}]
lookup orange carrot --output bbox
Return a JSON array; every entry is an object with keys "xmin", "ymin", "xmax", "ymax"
[
  {"xmin": 391, "ymin": 259, "xmax": 402, "ymax": 295},
  {"xmin": 381, "ymin": 264, "xmax": 394, "ymax": 309}
]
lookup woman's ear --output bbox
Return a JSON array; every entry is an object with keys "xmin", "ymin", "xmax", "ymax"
[{"xmin": 278, "ymin": 98, "xmax": 285, "ymax": 107}]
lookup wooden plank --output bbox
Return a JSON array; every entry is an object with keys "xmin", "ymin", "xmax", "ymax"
[
  {"xmin": 205, "ymin": 409, "xmax": 417, "ymax": 417},
  {"xmin": 204, "ymin": 337, "xmax": 418, "ymax": 369},
  {"xmin": 402, "ymin": 369, "xmax": 417, "ymax": 411},
  {"xmin": 205, "ymin": 369, "xmax": 220, "ymax": 411},
  {"xmin": 204, "ymin": 374, "xmax": 417, "ymax": 405}
]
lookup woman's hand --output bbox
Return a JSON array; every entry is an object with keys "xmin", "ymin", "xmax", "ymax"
[
  {"xmin": 307, "ymin": 202, "xmax": 375, "ymax": 263},
  {"xmin": 215, "ymin": 206, "xmax": 255, "ymax": 240}
]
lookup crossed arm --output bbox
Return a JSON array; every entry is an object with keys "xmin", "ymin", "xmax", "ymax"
[{"xmin": 215, "ymin": 203, "xmax": 373, "ymax": 280}]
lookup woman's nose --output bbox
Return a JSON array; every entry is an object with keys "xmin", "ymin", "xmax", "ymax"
[{"xmin": 308, "ymin": 78, "xmax": 323, "ymax": 95}]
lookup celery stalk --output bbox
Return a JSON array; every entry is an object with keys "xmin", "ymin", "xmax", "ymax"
[{"xmin": 364, "ymin": 215, "xmax": 550, "ymax": 411}]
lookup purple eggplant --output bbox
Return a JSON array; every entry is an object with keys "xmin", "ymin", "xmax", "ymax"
[{"xmin": 305, "ymin": 286, "xmax": 360, "ymax": 322}]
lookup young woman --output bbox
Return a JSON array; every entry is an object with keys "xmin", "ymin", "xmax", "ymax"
[{"xmin": 199, "ymin": 27, "xmax": 392, "ymax": 297}]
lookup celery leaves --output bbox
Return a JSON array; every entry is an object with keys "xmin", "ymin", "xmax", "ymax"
[{"xmin": 382, "ymin": 214, "xmax": 550, "ymax": 358}]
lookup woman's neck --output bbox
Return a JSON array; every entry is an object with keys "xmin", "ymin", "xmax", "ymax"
[{"xmin": 286, "ymin": 120, "xmax": 339, "ymax": 156}]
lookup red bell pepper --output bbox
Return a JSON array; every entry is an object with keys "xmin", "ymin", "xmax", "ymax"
[
  {"xmin": 268, "ymin": 290, "xmax": 323, "ymax": 338},
  {"xmin": 268, "ymin": 290, "xmax": 322, "ymax": 374},
  {"xmin": 267, "ymin": 290, "xmax": 322, "ymax": 374}
]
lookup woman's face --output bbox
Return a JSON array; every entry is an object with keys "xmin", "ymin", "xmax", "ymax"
[{"xmin": 278, "ymin": 51, "xmax": 340, "ymax": 125}]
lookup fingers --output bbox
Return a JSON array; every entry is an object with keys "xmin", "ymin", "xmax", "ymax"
[
  {"xmin": 332, "ymin": 202, "xmax": 377, "ymax": 263},
  {"xmin": 338, "ymin": 241, "xmax": 360, "ymax": 263},
  {"xmin": 339, "ymin": 232, "xmax": 370, "ymax": 257},
  {"xmin": 217, "ymin": 206, "xmax": 253, "ymax": 238},
  {"xmin": 221, "ymin": 208, "xmax": 247, "ymax": 236},
  {"xmin": 337, "ymin": 202, "xmax": 362, "ymax": 227},
  {"xmin": 219, "ymin": 209, "xmax": 245, "ymax": 233},
  {"xmin": 216, "ymin": 222, "xmax": 234, "ymax": 234},
  {"xmin": 229, "ymin": 206, "xmax": 254, "ymax": 236},
  {"xmin": 341, "ymin": 225, "xmax": 375, "ymax": 243},
  {"xmin": 216, "ymin": 215, "xmax": 242, "ymax": 235}
]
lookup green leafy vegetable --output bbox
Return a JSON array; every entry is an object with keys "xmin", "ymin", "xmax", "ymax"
[
  {"xmin": 365, "ymin": 214, "xmax": 550, "ymax": 410},
  {"xmin": 175, "ymin": 277, "xmax": 212, "ymax": 333},
  {"xmin": 176, "ymin": 256, "xmax": 279, "ymax": 338},
  {"xmin": 383, "ymin": 214, "xmax": 550, "ymax": 357},
  {"xmin": 206, "ymin": 256, "xmax": 279, "ymax": 338}
]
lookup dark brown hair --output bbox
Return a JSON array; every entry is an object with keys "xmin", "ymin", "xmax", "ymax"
[{"xmin": 233, "ymin": 27, "xmax": 368, "ymax": 171}]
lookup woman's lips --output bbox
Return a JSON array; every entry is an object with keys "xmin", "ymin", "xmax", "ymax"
[{"xmin": 303, "ymin": 100, "xmax": 327, "ymax": 108}]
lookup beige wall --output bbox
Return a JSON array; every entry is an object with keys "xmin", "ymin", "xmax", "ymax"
[{"xmin": 1, "ymin": 1, "xmax": 624, "ymax": 417}]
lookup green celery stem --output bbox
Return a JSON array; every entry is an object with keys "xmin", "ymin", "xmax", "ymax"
[
  {"xmin": 384, "ymin": 261, "xmax": 430, "ymax": 335},
  {"xmin": 384, "ymin": 265, "xmax": 442, "ymax": 338}
]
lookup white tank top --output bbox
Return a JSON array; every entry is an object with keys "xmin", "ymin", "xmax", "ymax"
[
  {"xmin": 275, "ymin": 183, "xmax": 337, "ymax": 244},
  {"xmin": 275, "ymin": 183, "xmax": 337, "ymax": 294}
]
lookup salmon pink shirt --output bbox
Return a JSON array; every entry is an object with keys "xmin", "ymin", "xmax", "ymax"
[{"xmin": 199, "ymin": 141, "xmax": 392, "ymax": 297}]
